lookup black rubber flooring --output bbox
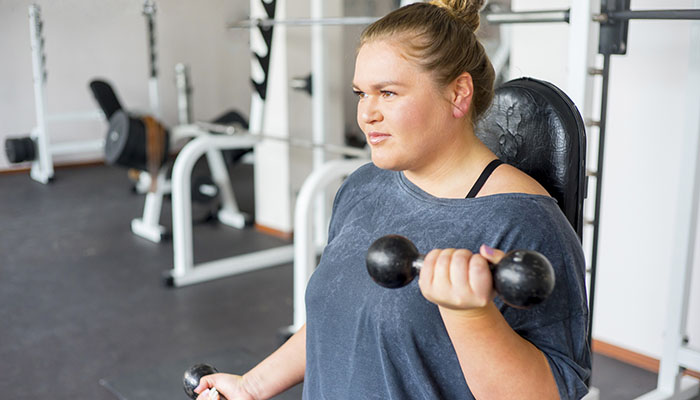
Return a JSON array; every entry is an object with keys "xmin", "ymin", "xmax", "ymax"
[{"xmin": 0, "ymin": 163, "xmax": 695, "ymax": 399}]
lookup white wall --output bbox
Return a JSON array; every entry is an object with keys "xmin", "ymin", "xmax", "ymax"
[
  {"xmin": 0, "ymin": 0, "xmax": 251, "ymax": 170},
  {"xmin": 510, "ymin": 0, "xmax": 700, "ymax": 360},
  {"xmin": 0, "ymin": 0, "xmax": 376, "ymax": 234},
  {"xmin": 593, "ymin": 4, "xmax": 699, "ymax": 356}
]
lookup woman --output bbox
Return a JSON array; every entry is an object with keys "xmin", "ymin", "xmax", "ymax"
[{"xmin": 195, "ymin": 1, "xmax": 590, "ymax": 399}]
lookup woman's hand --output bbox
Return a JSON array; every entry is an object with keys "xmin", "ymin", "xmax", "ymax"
[
  {"xmin": 194, "ymin": 373, "xmax": 257, "ymax": 400},
  {"xmin": 418, "ymin": 245, "xmax": 505, "ymax": 311}
]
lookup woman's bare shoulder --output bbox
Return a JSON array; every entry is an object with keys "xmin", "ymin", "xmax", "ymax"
[{"xmin": 479, "ymin": 163, "xmax": 550, "ymax": 197}]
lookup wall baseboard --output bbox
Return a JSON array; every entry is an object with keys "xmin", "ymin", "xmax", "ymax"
[
  {"xmin": 0, "ymin": 159, "xmax": 104, "ymax": 175},
  {"xmin": 3, "ymin": 161, "xmax": 299, "ymax": 243},
  {"xmin": 254, "ymin": 223, "xmax": 293, "ymax": 241},
  {"xmin": 593, "ymin": 339, "xmax": 700, "ymax": 379}
]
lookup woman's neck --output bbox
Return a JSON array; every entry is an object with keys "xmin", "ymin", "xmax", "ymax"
[{"xmin": 403, "ymin": 131, "xmax": 496, "ymax": 199}]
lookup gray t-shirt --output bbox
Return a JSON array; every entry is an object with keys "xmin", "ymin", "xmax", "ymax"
[{"xmin": 304, "ymin": 163, "xmax": 591, "ymax": 399}]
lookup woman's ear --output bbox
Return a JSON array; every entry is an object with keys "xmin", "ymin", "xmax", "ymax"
[{"xmin": 451, "ymin": 72, "xmax": 474, "ymax": 119}]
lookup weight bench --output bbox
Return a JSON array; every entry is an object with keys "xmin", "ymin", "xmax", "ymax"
[{"xmin": 89, "ymin": 79, "xmax": 254, "ymax": 243}]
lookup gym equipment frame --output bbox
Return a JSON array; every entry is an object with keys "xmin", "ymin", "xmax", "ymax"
[
  {"xmin": 6, "ymin": 2, "xmax": 161, "ymax": 184},
  {"xmin": 167, "ymin": 133, "xmax": 289, "ymax": 287},
  {"xmin": 163, "ymin": 0, "xmax": 384, "ymax": 285},
  {"xmin": 128, "ymin": 124, "xmax": 253, "ymax": 244},
  {"xmin": 166, "ymin": 137, "xmax": 366, "ymax": 288},
  {"xmin": 15, "ymin": 4, "xmax": 104, "ymax": 183},
  {"xmin": 592, "ymin": 2, "xmax": 700, "ymax": 398}
]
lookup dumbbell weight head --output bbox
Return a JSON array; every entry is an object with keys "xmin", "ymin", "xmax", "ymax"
[
  {"xmin": 490, "ymin": 249, "xmax": 555, "ymax": 309},
  {"xmin": 5, "ymin": 136, "xmax": 37, "ymax": 163},
  {"xmin": 105, "ymin": 110, "xmax": 169, "ymax": 171},
  {"xmin": 183, "ymin": 363, "xmax": 218, "ymax": 399},
  {"xmin": 365, "ymin": 234, "xmax": 420, "ymax": 289}
]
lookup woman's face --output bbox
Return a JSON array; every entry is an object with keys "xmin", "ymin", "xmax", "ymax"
[{"xmin": 353, "ymin": 39, "xmax": 456, "ymax": 173}]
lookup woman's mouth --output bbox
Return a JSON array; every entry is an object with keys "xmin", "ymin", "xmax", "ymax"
[{"xmin": 367, "ymin": 132, "xmax": 391, "ymax": 145}]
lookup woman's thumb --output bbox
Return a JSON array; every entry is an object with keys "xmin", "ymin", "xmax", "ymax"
[{"xmin": 479, "ymin": 244, "xmax": 505, "ymax": 264}]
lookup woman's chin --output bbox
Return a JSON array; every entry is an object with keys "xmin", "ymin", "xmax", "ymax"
[{"xmin": 370, "ymin": 155, "xmax": 404, "ymax": 171}]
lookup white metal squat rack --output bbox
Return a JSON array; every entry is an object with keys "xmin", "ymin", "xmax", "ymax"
[{"xmin": 8, "ymin": 4, "xmax": 161, "ymax": 184}]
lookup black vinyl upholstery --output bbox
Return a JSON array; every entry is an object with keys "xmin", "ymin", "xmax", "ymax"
[
  {"xmin": 89, "ymin": 79, "xmax": 124, "ymax": 120},
  {"xmin": 475, "ymin": 77, "xmax": 587, "ymax": 239}
]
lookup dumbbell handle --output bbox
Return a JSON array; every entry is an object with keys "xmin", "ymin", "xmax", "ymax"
[
  {"xmin": 410, "ymin": 253, "xmax": 500, "ymax": 272},
  {"xmin": 401, "ymin": 251, "xmax": 511, "ymax": 285},
  {"xmin": 413, "ymin": 257, "xmax": 424, "ymax": 270}
]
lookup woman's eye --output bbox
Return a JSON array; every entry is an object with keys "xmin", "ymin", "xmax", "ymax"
[
  {"xmin": 352, "ymin": 90, "xmax": 366, "ymax": 99},
  {"xmin": 381, "ymin": 91, "xmax": 396, "ymax": 98}
]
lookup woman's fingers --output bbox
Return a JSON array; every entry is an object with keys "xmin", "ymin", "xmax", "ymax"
[
  {"xmin": 449, "ymin": 249, "xmax": 471, "ymax": 288},
  {"xmin": 194, "ymin": 374, "xmax": 216, "ymax": 394},
  {"xmin": 419, "ymin": 246, "xmax": 501, "ymax": 309},
  {"xmin": 419, "ymin": 249, "xmax": 440, "ymax": 287},
  {"xmin": 467, "ymin": 253, "xmax": 494, "ymax": 306},
  {"xmin": 434, "ymin": 248, "xmax": 456, "ymax": 286},
  {"xmin": 197, "ymin": 388, "xmax": 220, "ymax": 400},
  {"xmin": 194, "ymin": 374, "xmax": 226, "ymax": 399}
]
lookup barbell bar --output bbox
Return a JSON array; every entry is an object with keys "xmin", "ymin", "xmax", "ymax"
[
  {"xmin": 230, "ymin": 8, "xmax": 581, "ymax": 29},
  {"xmin": 594, "ymin": 9, "xmax": 700, "ymax": 23},
  {"xmin": 485, "ymin": 9, "xmax": 570, "ymax": 25},
  {"xmin": 190, "ymin": 121, "xmax": 370, "ymax": 159},
  {"xmin": 228, "ymin": 16, "xmax": 378, "ymax": 29},
  {"xmin": 230, "ymin": 6, "xmax": 700, "ymax": 29},
  {"xmin": 484, "ymin": 7, "xmax": 700, "ymax": 25}
]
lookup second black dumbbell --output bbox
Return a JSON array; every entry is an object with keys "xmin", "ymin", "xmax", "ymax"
[{"xmin": 183, "ymin": 363, "xmax": 226, "ymax": 400}]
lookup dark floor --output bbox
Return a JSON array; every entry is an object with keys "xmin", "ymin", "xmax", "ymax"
[{"xmin": 0, "ymin": 163, "xmax": 694, "ymax": 399}]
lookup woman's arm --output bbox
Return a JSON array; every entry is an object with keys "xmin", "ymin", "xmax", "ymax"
[
  {"xmin": 419, "ymin": 248, "xmax": 559, "ymax": 400},
  {"xmin": 244, "ymin": 324, "xmax": 306, "ymax": 399},
  {"xmin": 441, "ymin": 303, "xmax": 559, "ymax": 399},
  {"xmin": 196, "ymin": 324, "xmax": 306, "ymax": 400}
]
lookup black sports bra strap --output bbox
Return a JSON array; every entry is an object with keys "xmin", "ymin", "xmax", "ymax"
[{"xmin": 465, "ymin": 159, "xmax": 504, "ymax": 198}]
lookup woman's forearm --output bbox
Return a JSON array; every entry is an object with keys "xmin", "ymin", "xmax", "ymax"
[
  {"xmin": 243, "ymin": 324, "xmax": 306, "ymax": 400},
  {"xmin": 440, "ymin": 304, "xmax": 559, "ymax": 400}
]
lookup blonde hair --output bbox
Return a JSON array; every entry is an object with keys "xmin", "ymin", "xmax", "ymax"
[{"xmin": 360, "ymin": 0, "xmax": 495, "ymax": 122}]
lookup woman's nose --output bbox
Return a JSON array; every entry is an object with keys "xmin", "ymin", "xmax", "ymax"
[{"xmin": 359, "ymin": 98, "xmax": 382, "ymax": 124}]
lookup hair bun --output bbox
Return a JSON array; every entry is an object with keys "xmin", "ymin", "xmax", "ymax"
[{"xmin": 429, "ymin": 0, "xmax": 485, "ymax": 32}]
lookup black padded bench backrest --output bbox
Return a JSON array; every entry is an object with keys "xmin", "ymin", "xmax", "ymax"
[
  {"xmin": 475, "ymin": 77, "xmax": 587, "ymax": 239},
  {"xmin": 89, "ymin": 79, "xmax": 124, "ymax": 120}
]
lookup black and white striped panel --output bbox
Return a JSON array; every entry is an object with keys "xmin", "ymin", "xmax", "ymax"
[
  {"xmin": 251, "ymin": 0, "xmax": 276, "ymax": 101},
  {"xmin": 143, "ymin": 1, "xmax": 158, "ymax": 79},
  {"xmin": 29, "ymin": 5, "xmax": 47, "ymax": 83}
]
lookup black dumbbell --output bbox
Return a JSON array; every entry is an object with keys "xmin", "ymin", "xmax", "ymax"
[
  {"xmin": 183, "ymin": 363, "xmax": 227, "ymax": 400},
  {"xmin": 365, "ymin": 234, "xmax": 555, "ymax": 309}
]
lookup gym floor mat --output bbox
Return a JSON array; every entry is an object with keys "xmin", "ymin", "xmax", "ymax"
[
  {"xmin": 3, "ymin": 164, "xmax": 698, "ymax": 399},
  {"xmin": 99, "ymin": 347, "xmax": 303, "ymax": 399},
  {"xmin": 589, "ymin": 353, "xmax": 658, "ymax": 400}
]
